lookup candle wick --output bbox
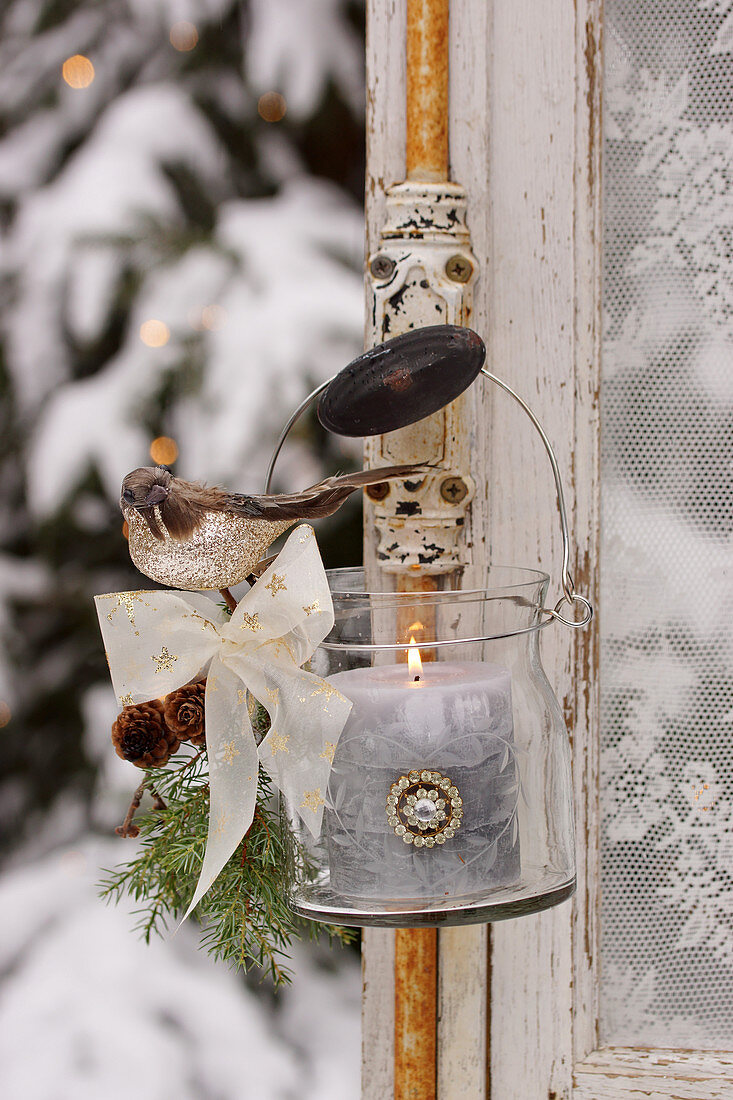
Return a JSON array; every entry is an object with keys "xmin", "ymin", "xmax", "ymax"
[{"xmin": 413, "ymin": 675, "xmax": 421, "ymax": 682}]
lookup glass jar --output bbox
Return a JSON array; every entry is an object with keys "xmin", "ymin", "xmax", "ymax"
[{"xmin": 284, "ymin": 566, "xmax": 575, "ymax": 927}]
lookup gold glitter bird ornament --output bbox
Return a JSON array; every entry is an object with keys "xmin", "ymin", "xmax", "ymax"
[{"xmin": 121, "ymin": 464, "xmax": 429, "ymax": 590}]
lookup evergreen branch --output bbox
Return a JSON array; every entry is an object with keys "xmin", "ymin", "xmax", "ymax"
[{"xmin": 99, "ymin": 727, "xmax": 355, "ymax": 984}]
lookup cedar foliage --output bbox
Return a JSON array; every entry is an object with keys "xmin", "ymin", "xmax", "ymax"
[{"xmin": 101, "ymin": 705, "xmax": 354, "ymax": 983}]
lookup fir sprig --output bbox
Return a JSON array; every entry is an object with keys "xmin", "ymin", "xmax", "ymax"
[{"xmin": 100, "ymin": 723, "xmax": 353, "ymax": 984}]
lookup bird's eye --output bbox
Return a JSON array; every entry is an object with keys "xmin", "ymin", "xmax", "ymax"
[{"xmin": 122, "ymin": 488, "xmax": 135, "ymax": 504}]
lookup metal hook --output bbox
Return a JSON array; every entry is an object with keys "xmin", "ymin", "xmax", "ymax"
[{"xmin": 543, "ymin": 593, "xmax": 594, "ymax": 629}]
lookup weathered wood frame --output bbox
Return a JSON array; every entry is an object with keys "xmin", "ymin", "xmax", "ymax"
[
  {"xmin": 362, "ymin": 0, "xmax": 600, "ymax": 1095},
  {"xmin": 363, "ymin": 3, "xmax": 733, "ymax": 1097}
]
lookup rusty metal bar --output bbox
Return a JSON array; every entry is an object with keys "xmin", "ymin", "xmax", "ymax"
[
  {"xmin": 394, "ymin": 928, "xmax": 438, "ymax": 1100},
  {"xmin": 393, "ymin": 3, "xmax": 450, "ymax": 1095},
  {"xmin": 406, "ymin": 0, "xmax": 449, "ymax": 180},
  {"xmin": 394, "ymin": 570, "xmax": 440, "ymax": 1098},
  {"xmin": 395, "ymin": 571, "xmax": 439, "ymax": 664}
]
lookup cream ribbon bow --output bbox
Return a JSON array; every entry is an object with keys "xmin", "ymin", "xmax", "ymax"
[{"xmin": 95, "ymin": 524, "xmax": 351, "ymax": 918}]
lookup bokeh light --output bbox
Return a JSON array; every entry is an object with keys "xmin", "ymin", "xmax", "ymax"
[
  {"xmin": 122, "ymin": 520, "xmax": 129, "ymax": 540},
  {"xmin": 170, "ymin": 21, "xmax": 198, "ymax": 51},
  {"xmin": 258, "ymin": 92, "xmax": 287, "ymax": 122},
  {"xmin": 149, "ymin": 436, "xmax": 179, "ymax": 465},
  {"xmin": 0, "ymin": 701, "xmax": 11, "ymax": 728},
  {"xmin": 62, "ymin": 54, "xmax": 95, "ymax": 89},
  {"xmin": 200, "ymin": 303, "xmax": 227, "ymax": 330},
  {"xmin": 139, "ymin": 319, "xmax": 170, "ymax": 347}
]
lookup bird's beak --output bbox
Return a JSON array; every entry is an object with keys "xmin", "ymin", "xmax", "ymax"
[{"xmin": 143, "ymin": 484, "xmax": 169, "ymax": 508}]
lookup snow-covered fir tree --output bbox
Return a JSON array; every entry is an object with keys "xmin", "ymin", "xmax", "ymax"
[{"xmin": 0, "ymin": 0, "xmax": 366, "ymax": 854}]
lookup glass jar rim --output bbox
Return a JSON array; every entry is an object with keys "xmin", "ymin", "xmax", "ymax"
[
  {"xmin": 325, "ymin": 564, "xmax": 550, "ymax": 598},
  {"xmin": 321, "ymin": 565, "xmax": 552, "ymax": 650}
]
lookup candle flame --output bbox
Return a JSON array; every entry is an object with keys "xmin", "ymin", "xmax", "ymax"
[{"xmin": 407, "ymin": 636, "xmax": 423, "ymax": 681}]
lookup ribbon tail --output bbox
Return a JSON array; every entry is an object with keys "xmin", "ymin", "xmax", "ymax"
[
  {"xmin": 256, "ymin": 665, "xmax": 352, "ymax": 838},
  {"xmin": 181, "ymin": 656, "xmax": 259, "ymax": 922}
]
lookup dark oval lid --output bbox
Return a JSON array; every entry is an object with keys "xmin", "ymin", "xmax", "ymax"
[{"xmin": 317, "ymin": 324, "xmax": 486, "ymax": 437}]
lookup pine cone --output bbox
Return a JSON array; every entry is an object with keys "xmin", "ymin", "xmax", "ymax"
[
  {"xmin": 163, "ymin": 680, "xmax": 206, "ymax": 746},
  {"xmin": 112, "ymin": 699, "xmax": 179, "ymax": 768}
]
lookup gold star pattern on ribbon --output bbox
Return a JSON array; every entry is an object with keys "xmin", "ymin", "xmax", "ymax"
[
  {"xmin": 265, "ymin": 686, "xmax": 280, "ymax": 706},
  {"xmin": 222, "ymin": 740, "xmax": 240, "ymax": 765},
  {"xmin": 213, "ymin": 811, "xmax": 229, "ymax": 837},
  {"xmin": 240, "ymin": 612, "xmax": 262, "ymax": 632},
  {"xmin": 105, "ymin": 591, "xmax": 148, "ymax": 634},
  {"xmin": 302, "ymin": 600, "xmax": 320, "ymax": 617},
  {"xmin": 151, "ymin": 646, "xmax": 178, "ymax": 673},
  {"xmin": 265, "ymin": 573, "xmax": 287, "ymax": 597},
  {"xmin": 183, "ymin": 609, "xmax": 217, "ymax": 633},
  {"xmin": 269, "ymin": 731, "xmax": 290, "ymax": 755},
  {"xmin": 119, "ymin": 692, "xmax": 134, "ymax": 706},
  {"xmin": 301, "ymin": 788, "xmax": 324, "ymax": 813},
  {"xmin": 310, "ymin": 679, "xmax": 341, "ymax": 703},
  {"xmin": 271, "ymin": 639, "xmax": 296, "ymax": 662},
  {"xmin": 319, "ymin": 741, "xmax": 336, "ymax": 763}
]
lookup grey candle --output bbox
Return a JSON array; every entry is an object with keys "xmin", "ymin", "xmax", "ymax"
[{"xmin": 323, "ymin": 659, "xmax": 520, "ymax": 901}]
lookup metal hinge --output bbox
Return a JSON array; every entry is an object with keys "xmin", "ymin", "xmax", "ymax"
[{"xmin": 365, "ymin": 180, "xmax": 478, "ymax": 573}]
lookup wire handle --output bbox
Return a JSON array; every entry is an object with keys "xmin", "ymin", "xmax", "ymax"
[
  {"xmin": 479, "ymin": 369, "xmax": 592, "ymax": 628},
  {"xmin": 264, "ymin": 367, "xmax": 593, "ymax": 630},
  {"xmin": 264, "ymin": 380, "xmax": 330, "ymax": 497}
]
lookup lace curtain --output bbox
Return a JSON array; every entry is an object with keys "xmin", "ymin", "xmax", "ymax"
[{"xmin": 601, "ymin": 0, "xmax": 733, "ymax": 1048}]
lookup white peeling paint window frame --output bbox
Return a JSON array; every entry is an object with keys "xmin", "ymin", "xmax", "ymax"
[{"xmin": 362, "ymin": 2, "xmax": 733, "ymax": 1098}]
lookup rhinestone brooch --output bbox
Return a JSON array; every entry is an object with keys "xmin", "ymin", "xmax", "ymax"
[{"xmin": 385, "ymin": 769, "xmax": 463, "ymax": 848}]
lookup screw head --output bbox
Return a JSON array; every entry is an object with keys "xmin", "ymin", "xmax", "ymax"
[
  {"xmin": 440, "ymin": 476, "xmax": 468, "ymax": 503},
  {"xmin": 370, "ymin": 254, "xmax": 396, "ymax": 280},
  {"xmin": 366, "ymin": 482, "xmax": 390, "ymax": 502},
  {"xmin": 445, "ymin": 254, "xmax": 473, "ymax": 283}
]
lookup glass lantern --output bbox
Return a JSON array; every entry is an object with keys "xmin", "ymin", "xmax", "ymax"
[
  {"xmin": 284, "ymin": 567, "xmax": 576, "ymax": 927},
  {"xmin": 265, "ymin": 325, "xmax": 592, "ymax": 927}
]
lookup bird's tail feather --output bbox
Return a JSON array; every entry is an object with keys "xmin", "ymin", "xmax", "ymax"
[{"xmin": 225, "ymin": 464, "xmax": 435, "ymax": 521}]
